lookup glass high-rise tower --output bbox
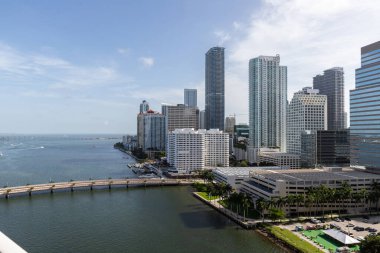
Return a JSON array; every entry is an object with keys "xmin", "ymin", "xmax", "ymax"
[
  {"xmin": 313, "ymin": 67, "xmax": 345, "ymax": 130},
  {"xmin": 350, "ymin": 41, "xmax": 380, "ymax": 170},
  {"xmin": 205, "ymin": 47, "xmax": 224, "ymax": 130},
  {"xmin": 248, "ymin": 55, "xmax": 287, "ymax": 151},
  {"xmin": 184, "ymin": 89, "xmax": 197, "ymax": 107}
]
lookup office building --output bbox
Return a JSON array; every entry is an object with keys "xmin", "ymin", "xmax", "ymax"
[
  {"xmin": 301, "ymin": 130, "xmax": 350, "ymax": 168},
  {"xmin": 166, "ymin": 128, "xmax": 229, "ymax": 172},
  {"xmin": 184, "ymin": 89, "xmax": 197, "ymax": 107},
  {"xmin": 350, "ymin": 41, "xmax": 380, "ymax": 171},
  {"xmin": 313, "ymin": 67, "xmax": 345, "ymax": 130},
  {"xmin": 213, "ymin": 166, "xmax": 281, "ymax": 190},
  {"xmin": 287, "ymin": 87, "xmax": 327, "ymax": 155},
  {"xmin": 241, "ymin": 167, "xmax": 380, "ymax": 215},
  {"xmin": 258, "ymin": 148, "xmax": 300, "ymax": 169},
  {"xmin": 205, "ymin": 47, "xmax": 225, "ymax": 130},
  {"xmin": 224, "ymin": 116, "xmax": 236, "ymax": 135},
  {"xmin": 249, "ymin": 55, "xmax": 287, "ymax": 152},
  {"xmin": 161, "ymin": 104, "xmax": 199, "ymax": 132},
  {"xmin": 137, "ymin": 110, "xmax": 166, "ymax": 151},
  {"xmin": 234, "ymin": 124, "xmax": 249, "ymax": 139}
]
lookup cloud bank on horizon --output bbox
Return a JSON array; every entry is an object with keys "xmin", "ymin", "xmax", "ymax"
[{"xmin": 224, "ymin": 0, "xmax": 380, "ymax": 124}]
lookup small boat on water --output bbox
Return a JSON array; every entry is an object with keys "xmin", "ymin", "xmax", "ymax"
[{"xmin": 138, "ymin": 173, "xmax": 157, "ymax": 179}]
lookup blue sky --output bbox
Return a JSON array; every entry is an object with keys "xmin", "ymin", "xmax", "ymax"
[{"xmin": 0, "ymin": 0, "xmax": 379, "ymax": 134}]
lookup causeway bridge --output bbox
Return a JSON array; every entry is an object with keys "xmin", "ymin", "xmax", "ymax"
[{"xmin": 0, "ymin": 178, "xmax": 195, "ymax": 199}]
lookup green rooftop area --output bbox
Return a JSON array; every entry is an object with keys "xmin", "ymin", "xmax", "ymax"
[{"xmin": 302, "ymin": 230, "xmax": 360, "ymax": 252}]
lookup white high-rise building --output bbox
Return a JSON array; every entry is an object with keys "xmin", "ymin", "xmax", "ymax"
[
  {"xmin": 167, "ymin": 128, "xmax": 229, "ymax": 172},
  {"xmin": 137, "ymin": 110, "xmax": 166, "ymax": 151},
  {"xmin": 287, "ymin": 87, "xmax": 327, "ymax": 155},
  {"xmin": 249, "ymin": 55, "xmax": 287, "ymax": 152}
]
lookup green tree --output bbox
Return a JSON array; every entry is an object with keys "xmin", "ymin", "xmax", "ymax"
[
  {"xmin": 240, "ymin": 160, "xmax": 248, "ymax": 167},
  {"xmin": 256, "ymin": 198, "xmax": 269, "ymax": 222},
  {"xmin": 360, "ymin": 234, "xmax": 380, "ymax": 253},
  {"xmin": 268, "ymin": 208, "xmax": 285, "ymax": 222},
  {"xmin": 241, "ymin": 194, "xmax": 251, "ymax": 221}
]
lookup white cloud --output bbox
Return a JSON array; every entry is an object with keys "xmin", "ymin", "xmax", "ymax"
[
  {"xmin": 117, "ymin": 48, "xmax": 129, "ymax": 55},
  {"xmin": 0, "ymin": 42, "xmax": 134, "ymax": 93},
  {"xmin": 214, "ymin": 30, "xmax": 231, "ymax": 46},
  {"xmin": 224, "ymin": 0, "xmax": 380, "ymax": 125},
  {"xmin": 139, "ymin": 57, "xmax": 154, "ymax": 68},
  {"xmin": 233, "ymin": 21, "xmax": 242, "ymax": 30}
]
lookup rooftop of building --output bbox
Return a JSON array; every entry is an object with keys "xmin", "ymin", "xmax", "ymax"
[
  {"xmin": 362, "ymin": 41, "xmax": 380, "ymax": 54},
  {"xmin": 259, "ymin": 151, "xmax": 300, "ymax": 158},
  {"xmin": 249, "ymin": 168, "xmax": 380, "ymax": 182},
  {"xmin": 213, "ymin": 166, "xmax": 282, "ymax": 177},
  {"xmin": 170, "ymin": 128, "xmax": 226, "ymax": 134}
]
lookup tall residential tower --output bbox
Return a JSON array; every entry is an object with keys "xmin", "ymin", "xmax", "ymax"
[
  {"xmin": 350, "ymin": 41, "xmax": 380, "ymax": 171},
  {"xmin": 313, "ymin": 67, "xmax": 345, "ymax": 130},
  {"xmin": 248, "ymin": 55, "xmax": 287, "ymax": 151},
  {"xmin": 205, "ymin": 47, "xmax": 225, "ymax": 130}
]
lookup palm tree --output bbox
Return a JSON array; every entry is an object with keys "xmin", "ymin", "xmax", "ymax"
[
  {"xmin": 340, "ymin": 181, "xmax": 352, "ymax": 215},
  {"xmin": 294, "ymin": 194, "xmax": 304, "ymax": 219},
  {"xmin": 224, "ymin": 184, "xmax": 233, "ymax": 199},
  {"xmin": 242, "ymin": 194, "xmax": 251, "ymax": 222},
  {"xmin": 371, "ymin": 181, "xmax": 380, "ymax": 213},
  {"xmin": 256, "ymin": 198, "xmax": 269, "ymax": 222}
]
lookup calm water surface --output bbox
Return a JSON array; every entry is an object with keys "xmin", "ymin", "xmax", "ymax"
[{"xmin": 0, "ymin": 135, "xmax": 285, "ymax": 253}]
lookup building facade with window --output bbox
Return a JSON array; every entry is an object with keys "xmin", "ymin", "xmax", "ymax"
[{"xmin": 350, "ymin": 41, "xmax": 380, "ymax": 171}]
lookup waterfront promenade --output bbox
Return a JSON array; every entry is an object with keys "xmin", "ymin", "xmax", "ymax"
[{"xmin": 0, "ymin": 178, "xmax": 194, "ymax": 199}]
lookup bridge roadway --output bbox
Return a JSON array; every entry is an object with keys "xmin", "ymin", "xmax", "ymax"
[{"xmin": 0, "ymin": 178, "xmax": 195, "ymax": 199}]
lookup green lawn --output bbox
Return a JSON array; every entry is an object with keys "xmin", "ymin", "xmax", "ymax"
[
  {"xmin": 302, "ymin": 230, "xmax": 359, "ymax": 252},
  {"xmin": 196, "ymin": 191, "xmax": 219, "ymax": 201},
  {"xmin": 266, "ymin": 226, "xmax": 324, "ymax": 253}
]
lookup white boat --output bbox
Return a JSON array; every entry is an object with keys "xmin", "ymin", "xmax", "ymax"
[{"xmin": 138, "ymin": 173, "xmax": 157, "ymax": 179}]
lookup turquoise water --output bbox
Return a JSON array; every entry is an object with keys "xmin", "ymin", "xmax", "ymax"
[
  {"xmin": 0, "ymin": 135, "xmax": 136, "ymax": 186},
  {"xmin": 0, "ymin": 135, "xmax": 285, "ymax": 253}
]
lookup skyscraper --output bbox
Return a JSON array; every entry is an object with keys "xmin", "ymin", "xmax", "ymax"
[
  {"xmin": 224, "ymin": 116, "xmax": 236, "ymax": 136},
  {"xmin": 248, "ymin": 55, "xmax": 287, "ymax": 151},
  {"xmin": 137, "ymin": 110, "xmax": 166, "ymax": 151},
  {"xmin": 350, "ymin": 41, "xmax": 380, "ymax": 171},
  {"xmin": 287, "ymin": 87, "xmax": 327, "ymax": 155},
  {"xmin": 301, "ymin": 130, "xmax": 350, "ymax": 168},
  {"xmin": 184, "ymin": 89, "xmax": 197, "ymax": 107},
  {"xmin": 313, "ymin": 67, "xmax": 345, "ymax": 130},
  {"xmin": 205, "ymin": 47, "xmax": 225, "ymax": 130}
]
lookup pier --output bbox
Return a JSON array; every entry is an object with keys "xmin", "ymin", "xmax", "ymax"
[{"xmin": 0, "ymin": 178, "xmax": 194, "ymax": 199}]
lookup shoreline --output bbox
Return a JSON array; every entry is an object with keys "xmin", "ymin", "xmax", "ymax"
[
  {"xmin": 192, "ymin": 192, "xmax": 256, "ymax": 229},
  {"xmin": 114, "ymin": 146, "xmax": 145, "ymax": 162}
]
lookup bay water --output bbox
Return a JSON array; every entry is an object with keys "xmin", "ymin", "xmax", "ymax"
[{"xmin": 0, "ymin": 135, "xmax": 285, "ymax": 253}]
